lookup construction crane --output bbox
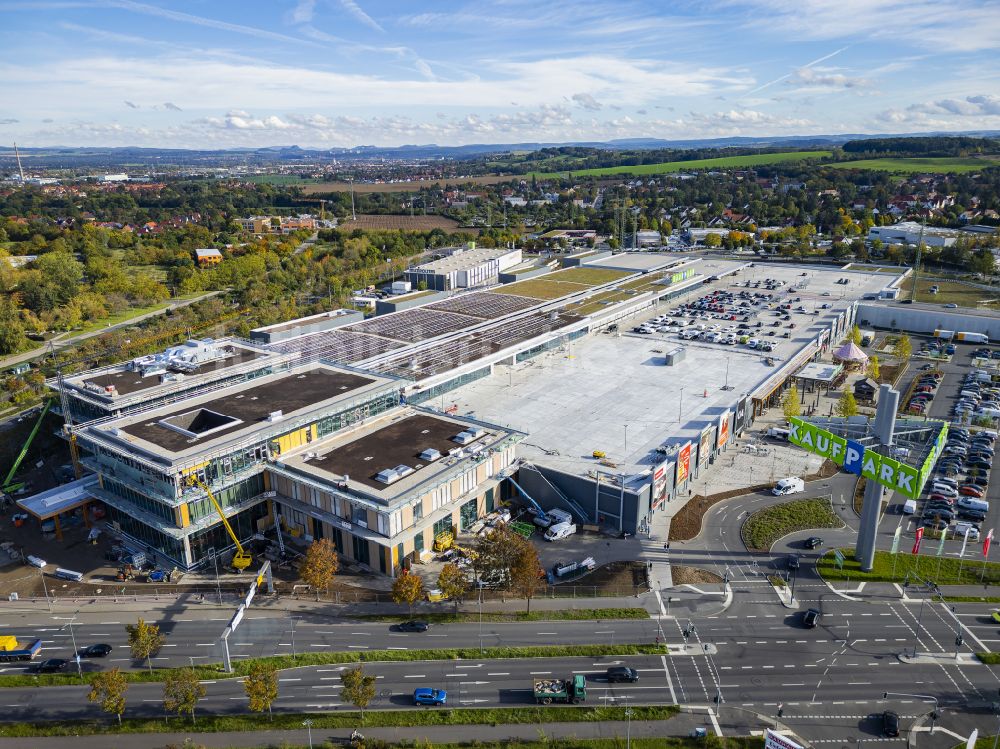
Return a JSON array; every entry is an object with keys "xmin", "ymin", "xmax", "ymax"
[
  {"xmin": 185, "ymin": 475, "xmax": 252, "ymax": 571},
  {"xmin": 2, "ymin": 399, "xmax": 52, "ymax": 496}
]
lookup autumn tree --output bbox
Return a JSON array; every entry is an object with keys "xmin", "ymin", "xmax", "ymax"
[
  {"xmin": 509, "ymin": 538, "xmax": 543, "ymax": 614},
  {"xmin": 243, "ymin": 661, "xmax": 279, "ymax": 720},
  {"xmin": 299, "ymin": 537, "xmax": 339, "ymax": 600},
  {"xmin": 87, "ymin": 668, "xmax": 129, "ymax": 725},
  {"xmin": 126, "ymin": 618, "xmax": 165, "ymax": 674},
  {"xmin": 782, "ymin": 387, "xmax": 801, "ymax": 421},
  {"xmin": 867, "ymin": 355, "xmax": 881, "ymax": 381},
  {"xmin": 893, "ymin": 334, "xmax": 912, "ymax": 361},
  {"xmin": 472, "ymin": 523, "xmax": 525, "ymax": 589},
  {"xmin": 836, "ymin": 391, "xmax": 859, "ymax": 418},
  {"xmin": 702, "ymin": 233, "xmax": 723, "ymax": 248},
  {"xmin": 391, "ymin": 570, "xmax": 425, "ymax": 618},
  {"xmin": 849, "ymin": 324, "xmax": 862, "ymax": 346},
  {"xmin": 340, "ymin": 665, "xmax": 377, "ymax": 722},
  {"xmin": 437, "ymin": 562, "xmax": 468, "ymax": 613},
  {"xmin": 163, "ymin": 668, "xmax": 206, "ymax": 724}
]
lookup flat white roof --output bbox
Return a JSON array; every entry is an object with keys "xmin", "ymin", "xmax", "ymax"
[
  {"xmin": 410, "ymin": 247, "xmax": 518, "ymax": 274},
  {"xmin": 17, "ymin": 476, "xmax": 99, "ymax": 519},
  {"xmin": 588, "ymin": 252, "xmax": 675, "ymax": 272}
]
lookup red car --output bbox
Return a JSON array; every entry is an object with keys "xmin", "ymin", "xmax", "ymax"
[
  {"xmin": 927, "ymin": 494, "xmax": 955, "ymax": 504},
  {"xmin": 960, "ymin": 485, "xmax": 985, "ymax": 498}
]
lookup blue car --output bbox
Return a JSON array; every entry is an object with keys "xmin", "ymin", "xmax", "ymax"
[{"xmin": 413, "ymin": 688, "xmax": 447, "ymax": 706}]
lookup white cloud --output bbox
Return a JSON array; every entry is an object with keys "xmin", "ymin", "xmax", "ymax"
[
  {"xmin": 572, "ymin": 93, "xmax": 602, "ymax": 111},
  {"xmin": 163, "ymin": 102, "xmax": 182, "ymax": 111},
  {"xmin": 877, "ymin": 94, "xmax": 1000, "ymax": 127},
  {"xmin": 338, "ymin": 0, "xmax": 383, "ymax": 32},
  {"xmin": 289, "ymin": 0, "xmax": 316, "ymax": 24},
  {"xmin": 787, "ymin": 67, "xmax": 870, "ymax": 90}
]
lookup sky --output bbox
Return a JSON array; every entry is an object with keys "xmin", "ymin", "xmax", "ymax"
[{"xmin": 1, "ymin": 0, "xmax": 999, "ymax": 149}]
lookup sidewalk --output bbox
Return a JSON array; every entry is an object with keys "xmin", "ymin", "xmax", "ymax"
[{"xmin": 0, "ymin": 712, "xmax": 761, "ymax": 749}]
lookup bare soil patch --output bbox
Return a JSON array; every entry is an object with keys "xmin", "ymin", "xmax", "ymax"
[{"xmin": 671, "ymin": 566, "xmax": 723, "ymax": 584}]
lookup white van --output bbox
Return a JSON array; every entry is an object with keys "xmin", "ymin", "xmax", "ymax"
[
  {"xmin": 767, "ymin": 427, "xmax": 791, "ymax": 440},
  {"xmin": 952, "ymin": 522, "xmax": 981, "ymax": 540},
  {"xmin": 931, "ymin": 483, "xmax": 958, "ymax": 497},
  {"xmin": 957, "ymin": 497, "xmax": 989, "ymax": 513},
  {"xmin": 772, "ymin": 477, "xmax": 805, "ymax": 496},
  {"xmin": 544, "ymin": 522, "xmax": 577, "ymax": 541},
  {"xmin": 977, "ymin": 407, "xmax": 1000, "ymax": 419},
  {"xmin": 901, "ymin": 499, "xmax": 917, "ymax": 515}
]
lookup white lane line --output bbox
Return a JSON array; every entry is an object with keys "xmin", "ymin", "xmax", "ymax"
[
  {"xmin": 529, "ymin": 671, "xmax": 551, "ymax": 675},
  {"xmin": 487, "ymin": 673, "xmax": 510, "ymax": 676},
  {"xmin": 661, "ymin": 654, "xmax": 677, "ymax": 705},
  {"xmin": 404, "ymin": 675, "xmax": 425, "ymax": 678},
  {"xmin": 709, "ymin": 708, "xmax": 723, "ymax": 737}
]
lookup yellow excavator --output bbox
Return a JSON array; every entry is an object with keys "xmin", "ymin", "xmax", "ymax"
[{"xmin": 185, "ymin": 474, "xmax": 253, "ymax": 571}]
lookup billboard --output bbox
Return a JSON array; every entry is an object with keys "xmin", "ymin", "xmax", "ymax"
[
  {"xmin": 787, "ymin": 416, "xmax": 943, "ymax": 500},
  {"xmin": 765, "ymin": 730, "xmax": 804, "ymax": 749},
  {"xmin": 698, "ymin": 426, "xmax": 715, "ymax": 466},
  {"xmin": 717, "ymin": 411, "xmax": 731, "ymax": 449},
  {"xmin": 676, "ymin": 442, "xmax": 692, "ymax": 485},
  {"xmin": 652, "ymin": 460, "xmax": 671, "ymax": 508},
  {"xmin": 734, "ymin": 395, "xmax": 751, "ymax": 434}
]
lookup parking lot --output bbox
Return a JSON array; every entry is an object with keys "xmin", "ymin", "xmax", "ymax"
[{"xmin": 908, "ymin": 337, "xmax": 999, "ymax": 548}]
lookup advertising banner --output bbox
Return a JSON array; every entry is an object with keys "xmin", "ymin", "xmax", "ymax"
[
  {"xmin": 717, "ymin": 411, "xmax": 731, "ymax": 449},
  {"xmin": 912, "ymin": 526, "xmax": 924, "ymax": 555},
  {"xmin": 765, "ymin": 729, "xmax": 804, "ymax": 749},
  {"xmin": 652, "ymin": 460, "xmax": 671, "ymax": 508},
  {"xmin": 698, "ymin": 426, "xmax": 714, "ymax": 466},
  {"xmin": 676, "ymin": 442, "xmax": 692, "ymax": 485},
  {"xmin": 985, "ymin": 529, "xmax": 994, "ymax": 558},
  {"xmin": 734, "ymin": 395, "xmax": 751, "ymax": 434}
]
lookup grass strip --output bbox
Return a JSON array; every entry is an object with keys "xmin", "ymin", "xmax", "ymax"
[
  {"xmin": 977, "ymin": 653, "xmax": 1000, "ymax": 665},
  {"xmin": 0, "ymin": 705, "xmax": 681, "ymax": 738},
  {"xmin": 0, "ymin": 644, "xmax": 664, "ymax": 688},
  {"xmin": 817, "ymin": 548, "xmax": 1000, "ymax": 585},
  {"xmin": 358, "ymin": 608, "xmax": 650, "ymax": 624},
  {"xmin": 741, "ymin": 498, "xmax": 841, "ymax": 551},
  {"xmin": 227, "ymin": 737, "xmax": 760, "ymax": 749}
]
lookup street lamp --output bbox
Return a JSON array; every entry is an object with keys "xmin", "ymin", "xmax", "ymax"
[
  {"xmin": 56, "ymin": 612, "xmax": 81, "ymax": 677},
  {"xmin": 624, "ymin": 698, "xmax": 634, "ymax": 749},
  {"xmin": 208, "ymin": 548, "xmax": 222, "ymax": 606},
  {"xmin": 39, "ymin": 568, "xmax": 51, "ymax": 611},
  {"xmin": 302, "ymin": 718, "xmax": 314, "ymax": 749}
]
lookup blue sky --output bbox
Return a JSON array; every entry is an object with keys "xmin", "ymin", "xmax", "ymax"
[{"xmin": 1, "ymin": 0, "xmax": 999, "ymax": 148}]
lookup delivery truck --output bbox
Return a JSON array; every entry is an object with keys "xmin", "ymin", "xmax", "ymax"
[
  {"xmin": 956, "ymin": 332, "xmax": 990, "ymax": 344},
  {"xmin": 533, "ymin": 674, "xmax": 587, "ymax": 704},
  {"xmin": 0, "ymin": 636, "xmax": 42, "ymax": 662}
]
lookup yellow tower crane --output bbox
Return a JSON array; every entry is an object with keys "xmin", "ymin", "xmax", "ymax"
[{"xmin": 185, "ymin": 475, "xmax": 253, "ymax": 571}]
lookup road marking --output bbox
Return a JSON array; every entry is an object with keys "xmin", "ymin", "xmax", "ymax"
[
  {"xmin": 487, "ymin": 673, "xmax": 509, "ymax": 676},
  {"xmin": 279, "ymin": 678, "xmax": 301, "ymax": 682},
  {"xmin": 848, "ymin": 682, "xmax": 871, "ymax": 685},
  {"xmin": 661, "ymin": 654, "xmax": 677, "ymax": 704},
  {"xmin": 403, "ymin": 675, "xmax": 425, "ymax": 679},
  {"xmin": 348, "ymin": 646, "xmax": 369, "ymax": 649},
  {"xmin": 536, "ymin": 632, "xmax": 558, "ymax": 635},
  {"xmin": 529, "ymin": 671, "xmax": 551, "ymax": 675},
  {"xmin": 709, "ymin": 708, "xmax": 723, "ymax": 737},
  {"xmin": 782, "ymin": 683, "xmax": 806, "ymax": 687},
  {"xmin": 195, "ymin": 643, "xmax": 215, "ymax": 647}
]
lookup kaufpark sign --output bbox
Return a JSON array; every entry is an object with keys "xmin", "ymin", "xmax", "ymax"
[{"xmin": 787, "ymin": 417, "xmax": 945, "ymax": 500}]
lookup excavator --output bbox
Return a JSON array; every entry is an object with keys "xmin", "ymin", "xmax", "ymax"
[{"xmin": 184, "ymin": 474, "xmax": 253, "ymax": 571}]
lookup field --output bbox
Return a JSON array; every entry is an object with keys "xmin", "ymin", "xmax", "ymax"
[
  {"xmin": 530, "ymin": 151, "xmax": 833, "ymax": 179},
  {"xmin": 335, "ymin": 214, "xmax": 476, "ymax": 233},
  {"xmin": 899, "ymin": 278, "xmax": 1000, "ymax": 307},
  {"xmin": 831, "ymin": 157, "xmax": 1000, "ymax": 174},
  {"xmin": 302, "ymin": 174, "xmax": 515, "ymax": 194},
  {"xmin": 493, "ymin": 278, "xmax": 591, "ymax": 300},
  {"xmin": 546, "ymin": 267, "xmax": 632, "ymax": 285}
]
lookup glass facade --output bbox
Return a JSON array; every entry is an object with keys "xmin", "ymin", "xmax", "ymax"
[
  {"xmin": 103, "ymin": 478, "xmax": 176, "ymax": 524},
  {"xmin": 459, "ymin": 498, "xmax": 477, "ymax": 531},
  {"xmin": 105, "ymin": 504, "xmax": 185, "ymax": 564},
  {"xmin": 515, "ymin": 329, "xmax": 587, "ymax": 363},
  {"xmin": 406, "ymin": 366, "xmax": 491, "ymax": 404},
  {"xmin": 187, "ymin": 502, "xmax": 269, "ymax": 565},
  {"xmin": 187, "ymin": 474, "xmax": 265, "ymax": 522}
]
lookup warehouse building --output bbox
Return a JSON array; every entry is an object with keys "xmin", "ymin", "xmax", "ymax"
[{"xmin": 404, "ymin": 245, "xmax": 522, "ymax": 291}]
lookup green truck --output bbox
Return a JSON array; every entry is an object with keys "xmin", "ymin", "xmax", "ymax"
[{"xmin": 533, "ymin": 674, "xmax": 587, "ymax": 704}]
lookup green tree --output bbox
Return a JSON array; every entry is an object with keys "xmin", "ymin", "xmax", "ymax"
[
  {"xmin": 849, "ymin": 324, "xmax": 862, "ymax": 346},
  {"xmin": 391, "ymin": 570, "xmax": 425, "ymax": 618},
  {"xmin": 836, "ymin": 391, "xmax": 859, "ymax": 418},
  {"xmin": 0, "ymin": 298, "xmax": 27, "ymax": 355},
  {"xmin": 243, "ymin": 661, "xmax": 279, "ymax": 720},
  {"xmin": 340, "ymin": 665, "xmax": 377, "ymax": 722},
  {"xmin": 299, "ymin": 537, "xmax": 339, "ymax": 601},
  {"xmin": 436, "ymin": 562, "xmax": 468, "ymax": 613},
  {"xmin": 509, "ymin": 537, "xmax": 543, "ymax": 614},
  {"xmin": 126, "ymin": 618, "xmax": 165, "ymax": 674},
  {"xmin": 163, "ymin": 667, "xmax": 206, "ymax": 724},
  {"xmin": 703, "ymin": 233, "xmax": 723, "ymax": 248},
  {"xmin": 867, "ymin": 355, "xmax": 881, "ymax": 381},
  {"xmin": 782, "ymin": 387, "xmax": 801, "ymax": 421},
  {"xmin": 893, "ymin": 334, "xmax": 912, "ymax": 361},
  {"xmin": 87, "ymin": 668, "xmax": 129, "ymax": 725}
]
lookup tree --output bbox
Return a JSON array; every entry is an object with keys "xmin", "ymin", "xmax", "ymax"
[
  {"xmin": 893, "ymin": 334, "xmax": 912, "ymax": 361},
  {"xmin": 0, "ymin": 298, "xmax": 27, "ymax": 355},
  {"xmin": 867, "ymin": 355, "xmax": 881, "ymax": 381},
  {"xmin": 849, "ymin": 324, "xmax": 862, "ymax": 346},
  {"xmin": 340, "ymin": 665, "xmax": 377, "ymax": 722},
  {"xmin": 782, "ymin": 387, "xmax": 801, "ymax": 421},
  {"xmin": 163, "ymin": 667, "xmax": 206, "ymax": 724},
  {"xmin": 243, "ymin": 661, "xmax": 279, "ymax": 720},
  {"xmin": 472, "ymin": 523, "xmax": 524, "ymax": 590},
  {"xmin": 391, "ymin": 570, "xmax": 425, "ymax": 618},
  {"xmin": 703, "ymin": 233, "xmax": 723, "ymax": 248},
  {"xmin": 437, "ymin": 562, "xmax": 468, "ymax": 613},
  {"xmin": 299, "ymin": 537, "xmax": 339, "ymax": 600},
  {"xmin": 836, "ymin": 391, "xmax": 859, "ymax": 418},
  {"xmin": 126, "ymin": 618, "xmax": 165, "ymax": 674},
  {"xmin": 509, "ymin": 538, "xmax": 543, "ymax": 614},
  {"xmin": 87, "ymin": 668, "xmax": 129, "ymax": 725}
]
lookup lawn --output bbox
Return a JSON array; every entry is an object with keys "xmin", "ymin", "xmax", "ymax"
[
  {"xmin": 742, "ymin": 498, "xmax": 841, "ymax": 551},
  {"xmin": 546, "ymin": 267, "xmax": 632, "ymax": 286},
  {"xmin": 494, "ymin": 278, "xmax": 590, "ymax": 300},
  {"xmin": 817, "ymin": 548, "xmax": 1000, "ymax": 585},
  {"xmin": 70, "ymin": 292, "xmax": 207, "ymax": 336},
  {"xmin": 531, "ymin": 151, "xmax": 833, "ymax": 179},
  {"xmin": 831, "ymin": 157, "xmax": 1000, "ymax": 174},
  {"xmin": 898, "ymin": 279, "xmax": 1000, "ymax": 308},
  {"xmin": 0, "ymin": 705, "xmax": 682, "ymax": 738}
]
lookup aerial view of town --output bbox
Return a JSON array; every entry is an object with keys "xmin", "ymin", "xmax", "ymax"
[{"xmin": 1, "ymin": 2, "xmax": 1000, "ymax": 748}]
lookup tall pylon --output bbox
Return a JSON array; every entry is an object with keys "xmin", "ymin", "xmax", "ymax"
[{"xmin": 13, "ymin": 142, "xmax": 25, "ymax": 182}]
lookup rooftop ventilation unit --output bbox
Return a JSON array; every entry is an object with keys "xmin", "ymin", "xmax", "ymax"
[
  {"xmin": 375, "ymin": 468, "xmax": 400, "ymax": 484},
  {"xmin": 267, "ymin": 410, "xmax": 284, "ymax": 422},
  {"xmin": 452, "ymin": 431, "xmax": 476, "ymax": 445},
  {"xmin": 394, "ymin": 464, "xmax": 415, "ymax": 479},
  {"xmin": 419, "ymin": 448, "xmax": 442, "ymax": 462}
]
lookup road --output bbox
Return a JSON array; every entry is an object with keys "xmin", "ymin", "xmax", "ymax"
[{"xmin": 0, "ymin": 291, "xmax": 224, "ymax": 371}]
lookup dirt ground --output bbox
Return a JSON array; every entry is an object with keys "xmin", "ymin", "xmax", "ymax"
[{"xmin": 671, "ymin": 565, "xmax": 723, "ymax": 584}]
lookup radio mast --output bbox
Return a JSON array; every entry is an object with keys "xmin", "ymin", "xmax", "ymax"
[{"xmin": 13, "ymin": 142, "xmax": 25, "ymax": 182}]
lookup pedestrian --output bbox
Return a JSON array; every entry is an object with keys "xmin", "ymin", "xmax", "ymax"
[
  {"xmin": 655, "ymin": 634, "xmax": 661, "ymax": 644},
  {"xmin": 777, "ymin": 703, "xmax": 784, "ymax": 717},
  {"xmin": 663, "ymin": 542, "xmax": 669, "ymax": 551}
]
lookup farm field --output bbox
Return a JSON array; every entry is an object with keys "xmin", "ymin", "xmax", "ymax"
[
  {"xmin": 899, "ymin": 278, "xmax": 1000, "ymax": 307},
  {"xmin": 302, "ymin": 175, "xmax": 515, "ymax": 194},
  {"xmin": 335, "ymin": 214, "xmax": 476, "ymax": 233},
  {"xmin": 831, "ymin": 157, "xmax": 1000, "ymax": 174},
  {"xmin": 530, "ymin": 151, "xmax": 833, "ymax": 179}
]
